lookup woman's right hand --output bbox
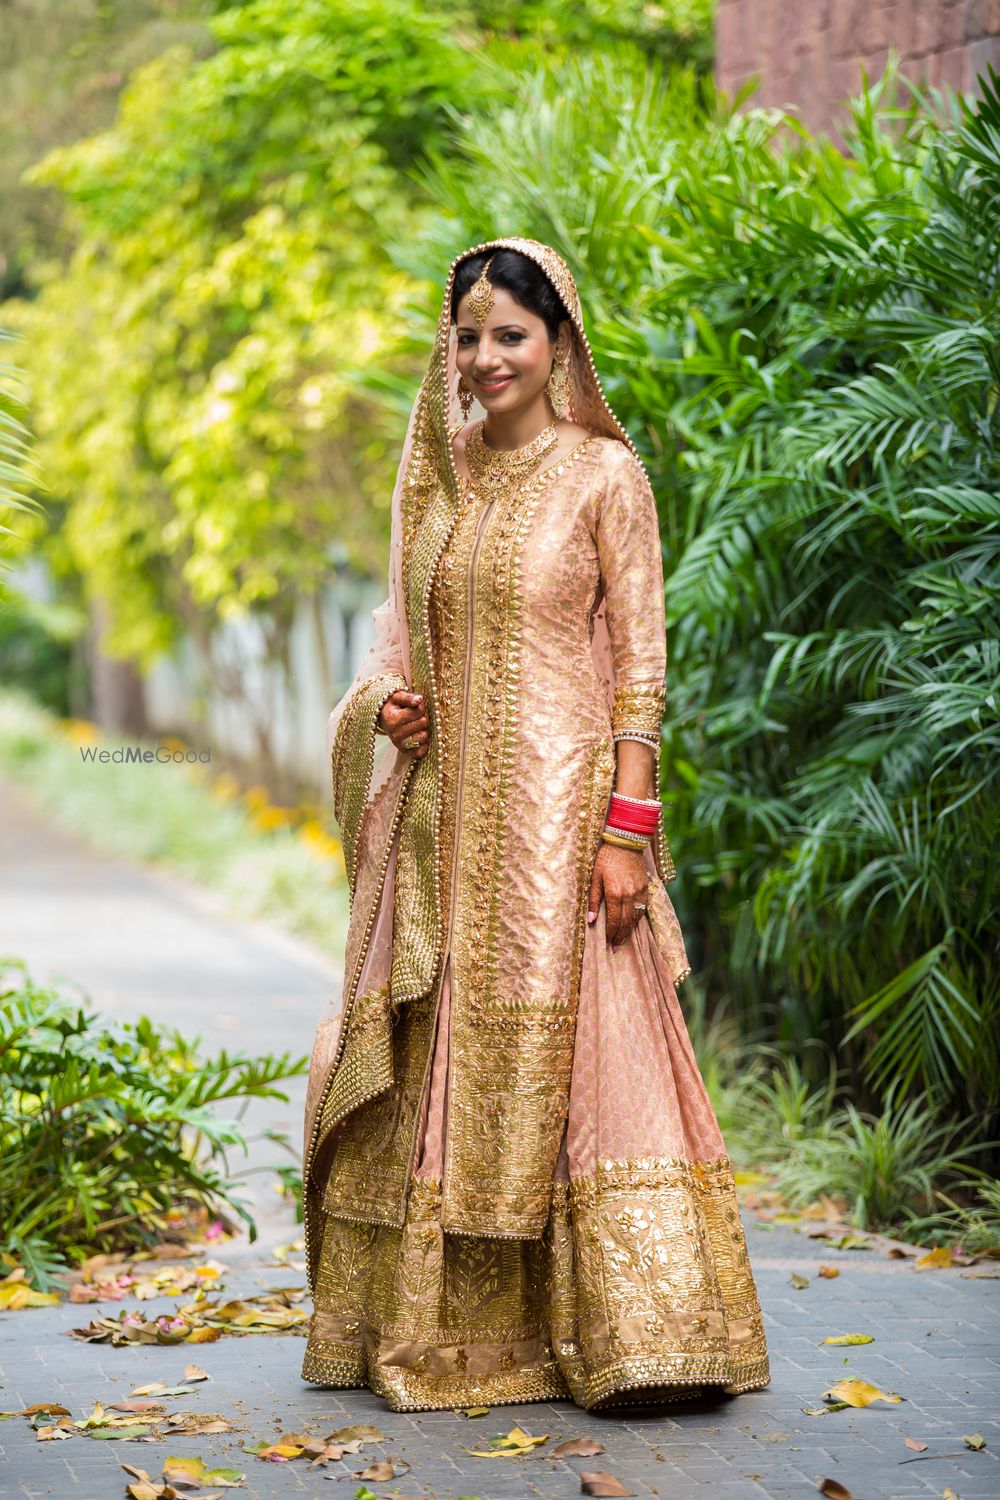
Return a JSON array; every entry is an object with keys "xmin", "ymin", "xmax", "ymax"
[{"xmin": 379, "ymin": 689, "xmax": 431, "ymax": 759}]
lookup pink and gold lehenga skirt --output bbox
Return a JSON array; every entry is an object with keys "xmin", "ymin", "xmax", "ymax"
[{"xmin": 301, "ymin": 884, "xmax": 771, "ymax": 1412}]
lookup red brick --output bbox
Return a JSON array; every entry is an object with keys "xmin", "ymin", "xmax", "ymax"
[
  {"xmin": 716, "ymin": 0, "xmax": 741, "ymax": 71},
  {"xmin": 963, "ymin": 0, "xmax": 989, "ymax": 38},
  {"xmin": 829, "ymin": 52, "xmax": 861, "ymax": 101},
  {"xmin": 964, "ymin": 32, "xmax": 1000, "ymax": 85},
  {"xmin": 940, "ymin": 0, "xmax": 968, "ymax": 45},
  {"xmin": 831, "ymin": 0, "xmax": 857, "ymax": 55},
  {"xmin": 881, "ymin": 0, "xmax": 919, "ymax": 53},
  {"xmin": 860, "ymin": 2, "xmax": 892, "ymax": 50},
  {"xmin": 914, "ymin": 0, "xmax": 944, "ymax": 52},
  {"xmin": 736, "ymin": 0, "xmax": 765, "ymax": 71},
  {"xmin": 939, "ymin": 41, "xmax": 969, "ymax": 85},
  {"xmin": 860, "ymin": 43, "xmax": 891, "ymax": 84}
]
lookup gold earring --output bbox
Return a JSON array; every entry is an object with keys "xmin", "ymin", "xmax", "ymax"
[
  {"xmin": 457, "ymin": 374, "xmax": 474, "ymax": 420},
  {"xmin": 546, "ymin": 332, "xmax": 573, "ymax": 419}
]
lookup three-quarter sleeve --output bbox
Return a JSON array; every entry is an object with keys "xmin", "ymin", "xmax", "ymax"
[{"xmin": 594, "ymin": 445, "xmax": 667, "ymax": 747}]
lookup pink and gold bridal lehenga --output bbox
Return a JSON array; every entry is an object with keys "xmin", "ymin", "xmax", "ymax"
[{"xmin": 300, "ymin": 237, "xmax": 770, "ymax": 1412}]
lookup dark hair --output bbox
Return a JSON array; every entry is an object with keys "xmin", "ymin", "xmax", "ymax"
[{"xmin": 451, "ymin": 248, "xmax": 568, "ymax": 341}]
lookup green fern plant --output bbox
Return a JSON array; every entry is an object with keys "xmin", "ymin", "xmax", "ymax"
[{"xmin": 0, "ymin": 958, "xmax": 307, "ymax": 1288}]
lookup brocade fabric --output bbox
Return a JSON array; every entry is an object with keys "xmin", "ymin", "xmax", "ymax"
[{"xmin": 301, "ymin": 436, "xmax": 770, "ymax": 1410}]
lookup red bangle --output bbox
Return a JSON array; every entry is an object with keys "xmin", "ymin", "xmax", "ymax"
[{"xmin": 607, "ymin": 799, "xmax": 660, "ymax": 833}]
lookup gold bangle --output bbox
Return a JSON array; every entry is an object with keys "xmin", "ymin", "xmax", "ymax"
[{"xmin": 601, "ymin": 830, "xmax": 648, "ymax": 851}]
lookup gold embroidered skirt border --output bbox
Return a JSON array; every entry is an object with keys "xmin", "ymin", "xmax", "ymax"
[{"xmin": 301, "ymin": 1164, "xmax": 770, "ymax": 1412}]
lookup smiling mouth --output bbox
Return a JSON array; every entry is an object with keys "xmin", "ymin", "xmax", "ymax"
[{"xmin": 476, "ymin": 374, "xmax": 516, "ymax": 392}]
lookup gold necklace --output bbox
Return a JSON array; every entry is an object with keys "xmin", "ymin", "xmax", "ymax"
[{"xmin": 464, "ymin": 419, "xmax": 558, "ymax": 505}]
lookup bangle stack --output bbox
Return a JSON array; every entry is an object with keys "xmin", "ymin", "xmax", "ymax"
[{"xmin": 601, "ymin": 792, "xmax": 661, "ymax": 851}]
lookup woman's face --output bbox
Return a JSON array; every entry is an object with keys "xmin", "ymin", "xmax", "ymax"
[{"xmin": 454, "ymin": 283, "xmax": 556, "ymax": 416}]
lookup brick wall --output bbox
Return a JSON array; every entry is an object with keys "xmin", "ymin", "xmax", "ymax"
[{"xmin": 715, "ymin": 0, "xmax": 1000, "ymax": 140}]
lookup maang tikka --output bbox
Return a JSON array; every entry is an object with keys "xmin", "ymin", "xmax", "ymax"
[
  {"xmin": 467, "ymin": 255, "xmax": 496, "ymax": 328},
  {"xmin": 546, "ymin": 327, "xmax": 574, "ymax": 419}
]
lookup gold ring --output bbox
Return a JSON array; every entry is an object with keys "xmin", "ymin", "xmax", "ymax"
[{"xmin": 401, "ymin": 735, "xmax": 419, "ymax": 749}]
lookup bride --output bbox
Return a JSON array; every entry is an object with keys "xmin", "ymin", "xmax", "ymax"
[{"xmin": 300, "ymin": 235, "xmax": 770, "ymax": 1412}]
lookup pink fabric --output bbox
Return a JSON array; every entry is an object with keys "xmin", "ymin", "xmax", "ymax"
[{"xmin": 410, "ymin": 903, "xmax": 720, "ymax": 1186}]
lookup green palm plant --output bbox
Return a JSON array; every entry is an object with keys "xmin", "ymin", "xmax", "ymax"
[
  {"xmin": 417, "ymin": 52, "xmax": 1000, "ymax": 1147},
  {"xmin": 0, "ymin": 327, "xmax": 40, "ymax": 570}
]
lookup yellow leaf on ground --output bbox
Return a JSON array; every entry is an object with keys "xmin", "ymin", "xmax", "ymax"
[
  {"xmin": 817, "ymin": 1265, "xmax": 840, "ymax": 1278},
  {"xmin": 962, "ymin": 1433, "xmax": 986, "ymax": 1450},
  {"xmin": 467, "ymin": 1425, "xmax": 549, "ymax": 1457},
  {"xmin": 823, "ymin": 1379, "xmax": 902, "ymax": 1407},
  {"xmin": 162, "ymin": 1455, "xmax": 245, "ymax": 1487},
  {"xmin": 790, "ymin": 1273, "xmax": 810, "ymax": 1289},
  {"xmin": 0, "ymin": 1269, "xmax": 61, "ymax": 1310},
  {"xmin": 916, "ymin": 1247, "xmax": 955, "ymax": 1269},
  {"xmin": 821, "ymin": 1334, "xmax": 875, "ymax": 1346},
  {"xmin": 817, "ymin": 1481, "xmax": 863, "ymax": 1499}
]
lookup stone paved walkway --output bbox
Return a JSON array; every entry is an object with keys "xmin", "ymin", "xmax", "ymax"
[{"xmin": 2, "ymin": 776, "xmax": 998, "ymax": 1500}]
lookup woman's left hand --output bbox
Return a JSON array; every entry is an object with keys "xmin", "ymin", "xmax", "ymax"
[{"xmin": 587, "ymin": 843, "xmax": 649, "ymax": 947}]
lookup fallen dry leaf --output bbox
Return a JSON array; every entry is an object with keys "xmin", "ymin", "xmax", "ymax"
[
  {"xmin": 962, "ymin": 1433, "xmax": 986, "ymax": 1450},
  {"xmin": 943, "ymin": 1490, "xmax": 963, "ymax": 1500},
  {"xmin": 823, "ymin": 1378, "xmax": 902, "ymax": 1408},
  {"xmin": 580, "ymin": 1471, "xmax": 635, "ymax": 1497},
  {"xmin": 306, "ymin": 1444, "xmax": 348, "ymax": 1466},
  {"xmin": 552, "ymin": 1437, "xmax": 606, "ymax": 1458},
  {"xmin": 355, "ymin": 1460, "xmax": 400, "ymax": 1480},
  {"xmin": 253, "ymin": 1443, "xmax": 302, "ymax": 1462},
  {"xmin": 166, "ymin": 1413, "xmax": 233, "ymax": 1435},
  {"xmin": 0, "ymin": 1269, "xmax": 61, "ymax": 1310},
  {"xmin": 818, "ymin": 1265, "xmax": 840, "ymax": 1278},
  {"xmin": 326, "ymin": 1423, "xmax": 385, "ymax": 1443},
  {"xmin": 916, "ymin": 1247, "xmax": 955, "ymax": 1269},
  {"xmin": 790, "ymin": 1273, "xmax": 810, "ymax": 1289},
  {"xmin": 904, "ymin": 1436, "xmax": 928, "ymax": 1451},
  {"xmin": 182, "ymin": 1363, "xmax": 209, "ymax": 1382},
  {"xmin": 162, "ymin": 1455, "xmax": 245, "ymax": 1487},
  {"xmin": 69, "ymin": 1290, "xmax": 305, "ymax": 1346},
  {"xmin": 461, "ymin": 1405, "xmax": 490, "ymax": 1417},
  {"xmin": 820, "ymin": 1333, "xmax": 875, "ymax": 1346},
  {"xmin": 817, "ymin": 1481, "xmax": 862, "ymax": 1499},
  {"xmin": 467, "ymin": 1424, "xmax": 549, "ymax": 1458},
  {"xmin": 121, "ymin": 1464, "xmax": 153, "ymax": 1483}
]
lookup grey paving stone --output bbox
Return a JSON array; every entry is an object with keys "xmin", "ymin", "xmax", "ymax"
[{"xmin": 2, "ymin": 778, "xmax": 999, "ymax": 1500}]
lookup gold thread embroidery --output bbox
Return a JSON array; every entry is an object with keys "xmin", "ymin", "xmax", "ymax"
[{"xmin": 303, "ymin": 1156, "xmax": 769, "ymax": 1411}]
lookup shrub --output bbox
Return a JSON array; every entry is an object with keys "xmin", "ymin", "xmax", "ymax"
[{"xmin": 0, "ymin": 958, "xmax": 307, "ymax": 1289}]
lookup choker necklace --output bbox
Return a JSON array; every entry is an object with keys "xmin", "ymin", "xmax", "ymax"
[{"xmin": 465, "ymin": 419, "xmax": 558, "ymax": 505}]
